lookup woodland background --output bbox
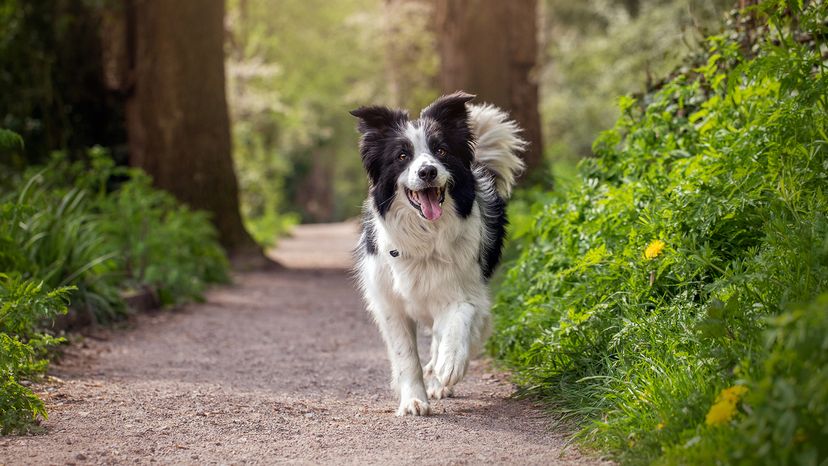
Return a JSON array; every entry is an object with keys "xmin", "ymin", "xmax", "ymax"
[
  {"xmin": 1, "ymin": 0, "xmax": 730, "ymax": 249},
  {"xmin": 3, "ymin": 1, "xmax": 827, "ymax": 464}
]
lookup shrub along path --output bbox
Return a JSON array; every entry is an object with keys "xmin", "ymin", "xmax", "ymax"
[{"xmin": 0, "ymin": 222, "xmax": 605, "ymax": 465}]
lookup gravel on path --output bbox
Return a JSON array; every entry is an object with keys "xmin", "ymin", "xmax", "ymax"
[{"xmin": 1, "ymin": 223, "xmax": 607, "ymax": 465}]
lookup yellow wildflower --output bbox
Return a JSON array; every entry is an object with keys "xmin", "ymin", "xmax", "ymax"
[
  {"xmin": 705, "ymin": 399, "xmax": 737, "ymax": 425},
  {"xmin": 705, "ymin": 385, "xmax": 748, "ymax": 426},
  {"xmin": 644, "ymin": 239, "xmax": 666, "ymax": 259},
  {"xmin": 656, "ymin": 422, "xmax": 665, "ymax": 430},
  {"xmin": 719, "ymin": 385, "xmax": 749, "ymax": 404}
]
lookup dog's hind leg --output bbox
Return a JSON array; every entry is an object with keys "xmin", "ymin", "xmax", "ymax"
[{"xmin": 424, "ymin": 333, "xmax": 438, "ymax": 376}]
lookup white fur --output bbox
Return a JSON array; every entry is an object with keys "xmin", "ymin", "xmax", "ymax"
[
  {"xmin": 467, "ymin": 104, "xmax": 527, "ymax": 197},
  {"xmin": 403, "ymin": 122, "xmax": 451, "ymax": 190},
  {"xmin": 356, "ymin": 104, "xmax": 523, "ymax": 416},
  {"xmin": 404, "ymin": 154, "xmax": 449, "ymax": 189}
]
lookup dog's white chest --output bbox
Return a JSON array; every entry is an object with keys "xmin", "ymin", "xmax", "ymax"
[{"xmin": 378, "ymin": 220, "xmax": 483, "ymax": 320}]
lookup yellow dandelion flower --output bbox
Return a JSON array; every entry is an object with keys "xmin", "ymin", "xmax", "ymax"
[
  {"xmin": 656, "ymin": 422, "xmax": 665, "ymax": 430},
  {"xmin": 644, "ymin": 239, "xmax": 666, "ymax": 260},
  {"xmin": 719, "ymin": 385, "xmax": 748, "ymax": 404},
  {"xmin": 705, "ymin": 399, "xmax": 737, "ymax": 426},
  {"xmin": 705, "ymin": 385, "xmax": 748, "ymax": 426}
]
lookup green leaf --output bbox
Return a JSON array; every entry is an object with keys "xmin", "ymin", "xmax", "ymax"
[{"xmin": 0, "ymin": 129, "xmax": 24, "ymax": 152}]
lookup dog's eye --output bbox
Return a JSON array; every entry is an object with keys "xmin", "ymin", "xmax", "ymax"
[
  {"xmin": 398, "ymin": 153, "xmax": 407, "ymax": 161},
  {"xmin": 436, "ymin": 148, "xmax": 447, "ymax": 157}
]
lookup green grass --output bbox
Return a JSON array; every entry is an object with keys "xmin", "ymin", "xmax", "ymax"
[{"xmin": 492, "ymin": 2, "xmax": 828, "ymax": 464}]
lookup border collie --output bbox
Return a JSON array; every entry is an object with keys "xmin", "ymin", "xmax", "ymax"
[{"xmin": 351, "ymin": 92, "xmax": 525, "ymax": 416}]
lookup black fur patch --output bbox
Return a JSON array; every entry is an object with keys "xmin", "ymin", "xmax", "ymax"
[
  {"xmin": 420, "ymin": 92, "xmax": 476, "ymax": 218},
  {"xmin": 479, "ymin": 189, "xmax": 507, "ymax": 280},
  {"xmin": 351, "ymin": 92, "xmax": 480, "ymax": 219},
  {"xmin": 350, "ymin": 106, "xmax": 413, "ymax": 217},
  {"xmin": 360, "ymin": 209, "xmax": 377, "ymax": 255}
]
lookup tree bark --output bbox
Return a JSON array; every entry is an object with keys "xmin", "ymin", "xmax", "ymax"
[
  {"xmin": 434, "ymin": 0, "xmax": 545, "ymax": 181},
  {"xmin": 124, "ymin": 0, "xmax": 263, "ymax": 262}
]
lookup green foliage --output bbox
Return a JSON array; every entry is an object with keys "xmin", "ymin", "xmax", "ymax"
[
  {"xmin": 493, "ymin": 2, "xmax": 828, "ymax": 463},
  {"xmin": 94, "ymin": 163, "xmax": 229, "ymax": 305},
  {"xmin": 6, "ymin": 167, "xmax": 124, "ymax": 319},
  {"xmin": 664, "ymin": 294, "xmax": 828, "ymax": 465},
  {"xmin": 0, "ymin": 275, "xmax": 71, "ymax": 434},
  {"xmin": 226, "ymin": 0, "xmax": 387, "ymax": 224},
  {"xmin": 540, "ymin": 0, "xmax": 731, "ymax": 169},
  {"xmin": 0, "ymin": 128, "xmax": 24, "ymax": 153},
  {"xmin": 0, "ymin": 143, "xmax": 229, "ymax": 433},
  {"xmin": 737, "ymin": 295, "xmax": 828, "ymax": 464},
  {"xmin": 1, "ymin": 150, "xmax": 229, "ymax": 317}
]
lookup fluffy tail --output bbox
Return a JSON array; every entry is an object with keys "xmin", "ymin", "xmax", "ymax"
[{"xmin": 468, "ymin": 104, "xmax": 527, "ymax": 198}]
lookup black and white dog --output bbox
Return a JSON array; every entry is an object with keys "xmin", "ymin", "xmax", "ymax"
[{"xmin": 351, "ymin": 92, "xmax": 525, "ymax": 415}]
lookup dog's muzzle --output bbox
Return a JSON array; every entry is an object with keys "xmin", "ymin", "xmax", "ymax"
[{"xmin": 404, "ymin": 186, "xmax": 446, "ymax": 221}]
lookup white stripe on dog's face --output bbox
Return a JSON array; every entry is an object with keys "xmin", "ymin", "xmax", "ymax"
[{"xmin": 399, "ymin": 122, "xmax": 450, "ymax": 190}]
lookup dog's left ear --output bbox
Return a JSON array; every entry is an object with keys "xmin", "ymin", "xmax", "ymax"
[{"xmin": 420, "ymin": 91, "xmax": 475, "ymax": 129}]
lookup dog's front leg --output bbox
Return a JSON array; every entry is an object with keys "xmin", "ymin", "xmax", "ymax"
[
  {"xmin": 375, "ymin": 310, "xmax": 430, "ymax": 416},
  {"xmin": 424, "ymin": 331, "xmax": 453, "ymax": 399},
  {"xmin": 433, "ymin": 302, "xmax": 489, "ymax": 389}
]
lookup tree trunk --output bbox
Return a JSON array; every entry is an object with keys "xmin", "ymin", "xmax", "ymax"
[
  {"xmin": 434, "ymin": 0, "xmax": 545, "ymax": 181},
  {"xmin": 124, "ymin": 0, "xmax": 263, "ymax": 263}
]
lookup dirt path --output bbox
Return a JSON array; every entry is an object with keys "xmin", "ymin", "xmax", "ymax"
[{"xmin": 1, "ymin": 222, "xmax": 605, "ymax": 465}]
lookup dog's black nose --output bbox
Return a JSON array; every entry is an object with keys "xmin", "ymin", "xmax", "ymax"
[{"xmin": 418, "ymin": 165, "xmax": 438, "ymax": 182}]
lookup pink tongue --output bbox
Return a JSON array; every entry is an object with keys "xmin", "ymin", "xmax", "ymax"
[{"xmin": 419, "ymin": 188, "xmax": 443, "ymax": 221}]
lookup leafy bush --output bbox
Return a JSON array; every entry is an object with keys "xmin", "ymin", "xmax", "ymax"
[
  {"xmin": 1, "ymin": 150, "xmax": 230, "ymax": 317},
  {"xmin": 540, "ymin": 0, "xmax": 731, "ymax": 166},
  {"xmin": 0, "ymin": 276, "xmax": 71, "ymax": 434},
  {"xmin": 0, "ymin": 142, "xmax": 230, "ymax": 433},
  {"xmin": 492, "ymin": 2, "xmax": 828, "ymax": 464},
  {"xmin": 94, "ymin": 164, "xmax": 229, "ymax": 306},
  {"xmin": 664, "ymin": 294, "xmax": 828, "ymax": 464},
  {"xmin": 6, "ymin": 167, "xmax": 124, "ymax": 319}
]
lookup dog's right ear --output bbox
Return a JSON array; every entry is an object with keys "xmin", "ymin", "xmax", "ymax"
[{"xmin": 349, "ymin": 106, "xmax": 409, "ymax": 135}]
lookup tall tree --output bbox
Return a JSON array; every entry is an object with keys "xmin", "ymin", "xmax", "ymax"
[
  {"xmin": 434, "ymin": 0, "xmax": 544, "ymax": 179},
  {"xmin": 123, "ymin": 0, "xmax": 262, "ymax": 261},
  {"xmin": 0, "ymin": 0, "xmax": 126, "ymax": 165}
]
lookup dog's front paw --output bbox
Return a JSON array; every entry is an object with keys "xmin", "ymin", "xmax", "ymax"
[
  {"xmin": 435, "ymin": 345, "xmax": 468, "ymax": 388},
  {"xmin": 396, "ymin": 397, "xmax": 431, "ymax": 416},
  {"xmin": 426, "ymin": 377, "xmax": 454, "ymax": 399}
]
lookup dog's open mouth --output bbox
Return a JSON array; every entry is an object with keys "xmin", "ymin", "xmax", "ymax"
[{"xmin": 405, "ymin": 186, "xmax": 445, "ymax": 221}]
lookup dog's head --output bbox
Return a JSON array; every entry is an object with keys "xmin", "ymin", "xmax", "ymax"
[{"xmin": 350, "ymin": 92, "xmax": 477, "ymax": 221}]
